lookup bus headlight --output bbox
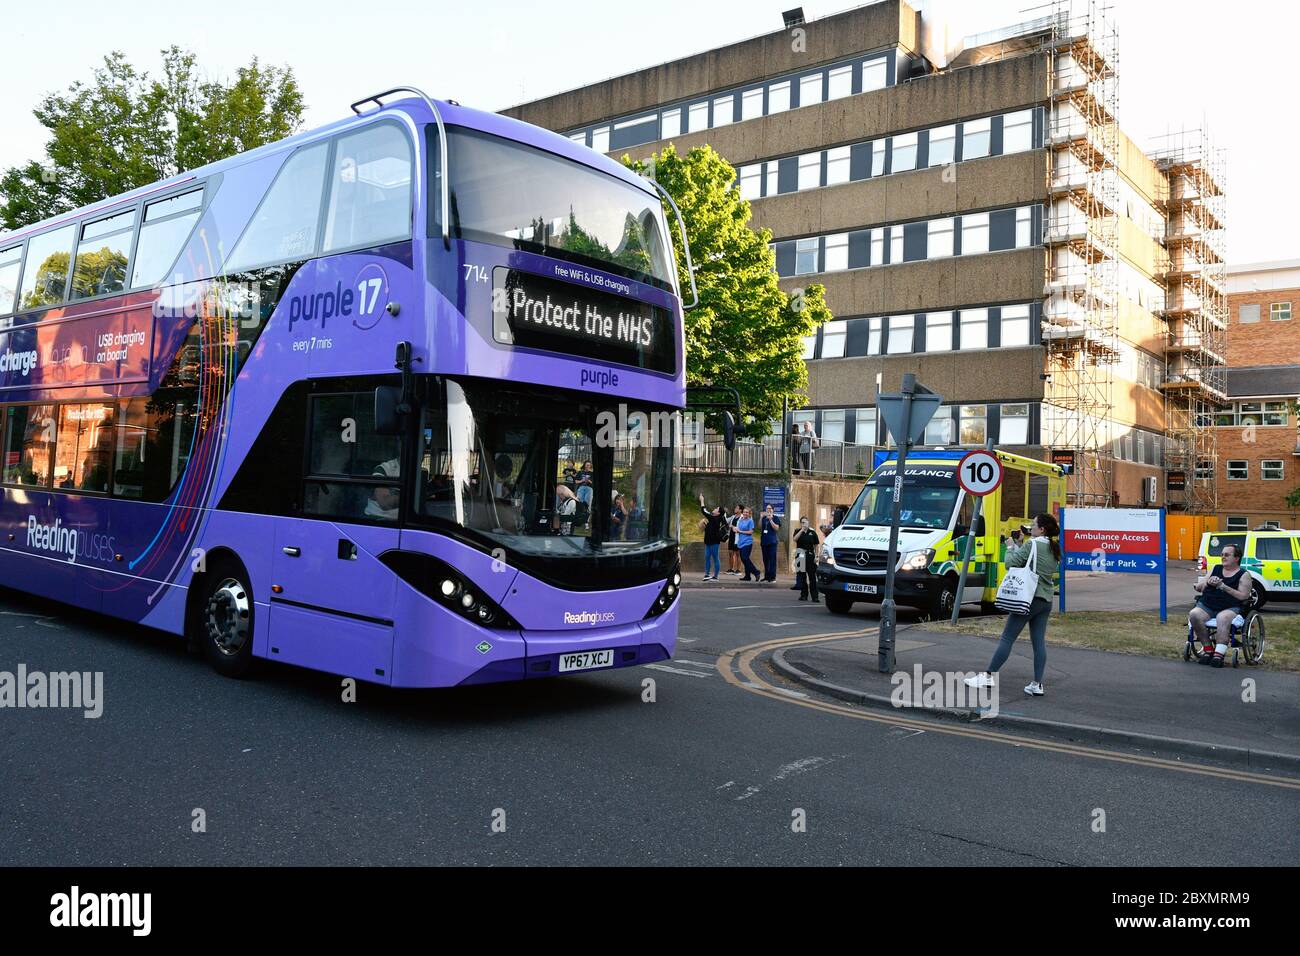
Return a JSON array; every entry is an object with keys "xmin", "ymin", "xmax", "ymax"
[
  {"xmin": 899, "ymin": 549, "xmax": 935, "ymax": 571},
  {"xmin": 644, "ymin": 559, "xmax": 683, "ymax": 619}
]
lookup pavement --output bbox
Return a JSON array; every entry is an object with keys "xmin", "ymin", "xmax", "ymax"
[{"xmin": 774, "ymin": 622, "xmax": 1300, "ymax": 772}]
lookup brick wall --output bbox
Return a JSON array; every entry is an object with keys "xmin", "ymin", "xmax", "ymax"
[
  {"xmin": 1213, "ymin": 419, "xmax": 1299, "ymax": 527},
  {"xmin": 1226, "ymin": 283, "xmax": 1300, "ymax": 366}
]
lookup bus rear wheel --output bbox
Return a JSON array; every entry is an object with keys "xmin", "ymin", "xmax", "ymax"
[{"xmin": 197, "ymin": 563, "xmax": 256, "ymax": 678}]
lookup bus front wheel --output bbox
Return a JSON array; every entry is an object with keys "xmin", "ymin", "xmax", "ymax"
[{"xmin": 197, "ymin": 562, "xmax": 256, "ymax": 679}]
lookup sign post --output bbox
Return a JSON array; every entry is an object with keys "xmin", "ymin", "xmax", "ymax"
[
  {"xmin": 1061, "ymin": 507, "xmax": 1168, "ymax": 623},
  {"xmin": 874, "ymin": 374, "xmax": 941, "ymax": 673},
  {"xmin": 951, "ymin": 444, "xmax": 1003, "ymax": 623}
]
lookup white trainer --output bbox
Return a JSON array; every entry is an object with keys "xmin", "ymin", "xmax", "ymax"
[
  {"xmin": 1024, "ymin": 681, "xmax": 1045, "ymax": 696},
  {"xmin": 963, "ymin": 673, "xmax": 995, "ymax": 689}
]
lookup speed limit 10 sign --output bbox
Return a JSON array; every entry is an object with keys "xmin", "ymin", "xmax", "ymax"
[{"xmin": 957, "ymin": 450, "xmax": 1003, "ymax": 496}]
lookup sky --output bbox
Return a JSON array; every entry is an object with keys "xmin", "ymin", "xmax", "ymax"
[{"xmin": 0, "ymin": 0, "xmax": 1289, "ymax": 264}]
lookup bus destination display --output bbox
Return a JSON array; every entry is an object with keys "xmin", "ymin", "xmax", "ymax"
[{"xmin": 492, "ymin": 267, "xmax": 674, "ymax": 374}]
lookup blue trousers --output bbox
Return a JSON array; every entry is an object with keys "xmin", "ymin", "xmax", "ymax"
[
  {"xmin": 987, "ymin": 597, "xmax": 1050, "ymax": 683},
  {"xmin": 761, "ymin": 541, "xmax": 778, "ymax": 580},
  {"xmin": 703, "ymin": 543, "xmax": 721, "ymax": 577},
  {"xmin": 738, "ymin": 544, "xmax": 761, "ymax": 580}
]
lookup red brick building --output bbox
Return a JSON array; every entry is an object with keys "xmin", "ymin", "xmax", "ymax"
[{"xmin": 1218, "ymin": 260, "xmax": 1300, "ymax": 530}]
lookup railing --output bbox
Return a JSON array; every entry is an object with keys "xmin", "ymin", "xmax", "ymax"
[{"xmin": 678, "ymin": 439, "xmax": 877, "ymax": 480}]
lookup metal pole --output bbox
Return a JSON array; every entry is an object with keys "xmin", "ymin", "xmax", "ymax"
[
  {"xmin": 878, "ymin": 374, "xmax": 914, "ymax": 673},
  {"xmin": 951, "ymin": 437, "xmax": 994, "ymax": 623},
  {"xmin": 781, "ymin": 396, "xmax": 789, "ymax": 476}
]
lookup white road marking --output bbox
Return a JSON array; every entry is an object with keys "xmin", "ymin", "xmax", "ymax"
[
  {"xmin": 764, "ymin": 622, "xmax": 798, "ymax": 627},
  {"xmin": 773, "ymin": 756, "xmax": 837, "ymax": 780},
  {"xmin": 735, "ymin": 785, "xmax": 762, "ymax": 801},
  {"xmin": 644, "ymin": 664, "xmax": 711, "ymax": 679},
  {"xmin": 725, "ymin": 605, "xmax": 767, "ymax": 610},
  {"xmin": 677, "ymin": 637, "xmax": 698, "ymax": 643},
  {"xmin": 776, "ymin": 687, "xmax": 809, "ymax": 699},
  {"xmin": 667, "ymin": 658, "xmax": 715, "ymax": 669}
]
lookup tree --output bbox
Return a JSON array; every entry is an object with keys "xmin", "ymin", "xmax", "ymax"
[
  {"xmin": 1, "ymin": 48, "xmax": 304, "ymax": 231},
  {"xmin": 624, "ymin": 145, "xmax": 830, "ymax": 436}
]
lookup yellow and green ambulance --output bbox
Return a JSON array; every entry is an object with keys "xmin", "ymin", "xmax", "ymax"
[
  {"xmin": 817, "ymin": 448, "xmax": 1067, "ymax": 618},
  {"xmin": 1197, "ymin": 529, "xmax": 1300, "ymax": 610}
]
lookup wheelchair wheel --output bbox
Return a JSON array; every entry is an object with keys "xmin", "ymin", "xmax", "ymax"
[
  {"xmin": 1242, "ymin": 614, "xmax": 1265, "ymax": 665},
  {"xmin": 1182, "ymin": 642, "xmax": 1192, "ymax": 662}
]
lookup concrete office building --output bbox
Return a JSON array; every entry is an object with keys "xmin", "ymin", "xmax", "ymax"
[
  {"xmin": 1215, "ymin": 260, "xmax": 1300, "ymax": 530},
  {"xmin": 505, "ymin": 0, "xmax": 1228, "ymax": 510}
]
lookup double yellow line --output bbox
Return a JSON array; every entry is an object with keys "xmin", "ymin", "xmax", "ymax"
[{"xmin": 716, "ymin": 630, "xmax": 1300, "ymax": 791}]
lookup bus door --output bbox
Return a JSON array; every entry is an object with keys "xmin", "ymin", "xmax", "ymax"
[{"xmin": 269, "ymin": 518, "xmax": 398, "ymax": 682}]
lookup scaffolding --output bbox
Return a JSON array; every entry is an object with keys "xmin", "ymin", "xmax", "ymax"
[
  {"xmin": 1149, "ymin": 127, "xmax": 1228, "ymax": 514},
  {"xmin": 1035, "ymin": 0, "xmax": 1120, "ymax": 506}
]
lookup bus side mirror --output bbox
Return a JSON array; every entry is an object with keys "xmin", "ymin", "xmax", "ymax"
[
  {"xmin": 723, "ymin": 411, "xmax": 737, "ymax": 451},
  {"xmin": 374, "ymin": 386, "xmax": 404, "ymax": 435}
]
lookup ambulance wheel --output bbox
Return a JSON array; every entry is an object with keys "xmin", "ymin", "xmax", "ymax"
[
  {"xmin": 824, "ymin": 594, "xmax": 854, "ymax": 615},
  {"xmin": 1250, "ymin": 581, "xmax": 1268, "ymax": 611},
  {"xmin": 925, "ymin": 578, "xmax": 958, "ymax": 622}
]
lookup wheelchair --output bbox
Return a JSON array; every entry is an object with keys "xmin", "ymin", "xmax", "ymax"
[{"xmin": 1183, "ymin": 589, "xmax": 1266, "ymax": 667}]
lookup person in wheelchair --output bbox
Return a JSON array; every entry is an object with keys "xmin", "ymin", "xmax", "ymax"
[{"xmin": 1189, "ymin": 543, "xmax": 1253, "ymax": 668}]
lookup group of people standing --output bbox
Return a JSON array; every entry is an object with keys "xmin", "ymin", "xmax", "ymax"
[{"xmin": 697, "ymin": 495, "xmax": 823, "ymax": 600}]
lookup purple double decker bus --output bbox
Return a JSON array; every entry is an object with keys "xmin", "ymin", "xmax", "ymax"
[{"xmin": 0, "ymin": 87, "xmax": 690, "ymax": 686}]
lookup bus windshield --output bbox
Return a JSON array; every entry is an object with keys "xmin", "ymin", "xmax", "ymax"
[
  {"xmin": 442, "ymin": 127, "xmax": 674, "ymax": 287},
  {"xmin": 413, "ymin": 378, "xmax": 677, "ymax": 559},
  {"xmin": 849, "ymin": 471, "xmax": 960, "ymax": 530}
]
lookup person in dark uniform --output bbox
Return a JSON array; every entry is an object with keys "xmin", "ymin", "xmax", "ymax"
[{"xmin": 793, "ymin": 516, "xmax": 821, "ymax": 602}]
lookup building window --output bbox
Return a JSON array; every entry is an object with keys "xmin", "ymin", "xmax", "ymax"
[
  {"xmin": 821, "ymin": 409, "xmax": 845, "ymax": 445},
  {"xmin": 713, "ymin": 95, "xmax": 735, "ymax": 127},
  {"xmin": 1001, "ymin": 404, "xmax": 1030, "ymax": 444},
  {"xmin": 795, "ymin": 237, "xmax": 818, "ymax": 275},
  {"xmin": 960, "ymin": 309, "xmax": 988, "ymax": 349},
  {"xmin": 1271, "ymin": 301, "xmax": 1292, "ymax": 321},
  {"xmin": 591, "ymin": 127, "xmax": 610, "ymax": 153},
  {"xmin": 889, "ymin": 226, "xmax": 903, "ymax": 263},
  {"xmin": 1015, "ymin": 207, "xmax": 1032, "ymax": 247},
  {"xmin": 821, "ymin": 324, "xmax": 847, "ymax": 358},
  {"xmin": 1262, "ymin": 459, "xmax": 1285, "ymax": 480},
  {"xmin": 828, "ymin": 65, "xmax": 852, "ymax": 100},
  {"xmin": 925, "ymin": 311, "xmax": 953, "ymax": 351},
  {"xmin": 801, "ymin": 334, "xmax": 817, "ymax": 359},
  {"xmin": 765, "ymin": 161, "xmax": 780, "ymax": 196},
  {"xmin": 768, "ymin": 81, "xmax": 791, "ymax": 114},
  {"xmin": 798, "ymin": 152, "xmax": 821, "ymax": 191},
  {"xmin": 1264, "ymin": 401, "xmax": 1289, "ymax": 426},
  {"xmin": 962, "ymin": 212, "xmax": 989, "ymax": 255},
  {"xmin": 1238, "ymin": 303, "xmax": 1260, "ymax": 323},
  {"xmin": 892, "ymin": 132, "xmax": 918, "ymax": 172},
  {"xmin": 959, "ymin": 405, "xmax": 987, "ymax": 445},
  {"xmin": 856, "ymin": 408, "xmax": 877, "ymax": 444},
  {"xmin": 824, "ymin": 233, "xmax": 848, "ymax": 272},
  {"xmin": 1226, "ymin": 460, "xmax": 1248, "ymax": 480},
  {"xmin": 687, "ymin": 102, "xmax": 708, "ymax": 133},
  {"xmin": 799, "ymin": 73, "xmax": 823, "ymax": 108},
  {"xmin": 862, "ymin": 58, "xmax": 888, "ymax": 92},
  {"xmin": 888, "ymin": 315, "xmax": 914, "ymax": 354},
  {"xmin": 870, "ymin": 228, "xmax": 884, "ymax": 266},
  {"xmin": 867, "ymin": 317, "xmax": 883, "ymax": 355},
  {"xmin": 927, "ymin": 218, "xmax": 954, "ymax": 259},
  {"xmin": 1195, "ymin": 459, "xmax": 1214, "ymax": 480},
  {"xmin": 660, "ymin": 109, "xmax": 680, "ymax": 139},
  {"xmin": 929, "ymin": 125, "xmax": 956, "ymax": 166},
  {"xmin": 1003, "ymin": 109, "xmax": 1034, "ymax": 153},
  {"xmin": 826, "ymin": 146, "xmax": 850, "ymax": 185},
  {"xmin": 568, "ymin": 132, "xmax": 586, "ymax": 145},
  {"xmin": 741, "ymin": 88, "xmax": 763, "ymax": 121},
  {"xmin": 1225, "ymin": 516, "xmax": 1248, "ymax": 531},
  {"xmin": 1001, "ymin": 304, "xmax": 1031, "ymax": 346},
  {"xmin": 925, "ymin": 413, "xmax": 954, "ymax": 445},
  {"xmin": 739, "ymin": 164, "xmax": 762, "ymax": 200},
  {"xmin": 963, "ymin": 117, "xmax": 991, "ymax": 159},
  {"xmin": 871, "ymin": 140, "xmax": 886, "ymax": 177}
]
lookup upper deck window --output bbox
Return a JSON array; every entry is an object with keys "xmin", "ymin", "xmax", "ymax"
[
  {"xmin": 323, "ymin": 123, "xmax": 413, "ymax": 253},
  {"xmin": 226, "ymin": 142, "xmax": 329, "ymax": 272},
  {"xmin": 72, "ymin": 209, "xmax": 135, "ymax": 300},
  {"xmin": 0, "ymin": 245, "xmax": 21, "ymax": 315},
  {"xmin": 132, "ymin": 188, "xmax": 204, "ymax": 288},
  {"xmin": 17, "ymin": 224, "xmax": 76, "ymax": 311},
  {"xmin": 443, "ymin": 127, "xmax": 674, "ymax": 288}
]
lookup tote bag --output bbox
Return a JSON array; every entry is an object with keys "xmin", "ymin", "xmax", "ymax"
[{"xmin": 994, "ymin": 537, "xmax": 1040, "ymax": 615}]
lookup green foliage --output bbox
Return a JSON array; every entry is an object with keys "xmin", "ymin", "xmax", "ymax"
[
  {"xmin": 1, "ymin": 48, "xmax": 304, "ymax": 231},
  {"xmin": 623, "ymin": 145, "xmax": 830, "ymax": 436}
]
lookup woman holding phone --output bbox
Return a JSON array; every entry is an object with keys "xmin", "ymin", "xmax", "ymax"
[{"xmin": 965, "ymin": 513, "xmax": 1061, "ymax": 697}]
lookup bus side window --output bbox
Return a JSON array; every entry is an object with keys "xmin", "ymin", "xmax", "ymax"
[
  {"xmin": 132, "ymin": 189, "xmax": 204, "ymax": 289},
  {"xmin": 2, "ymin": 404, "xmax": 57, "ymax": 487},
  {"xmin": 323, "ymin": 123, "xmax": 413, "ymax": 253},
  {"xmin": 225, "ymin": 143, "xmax": 330, "ymax": 272}
]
